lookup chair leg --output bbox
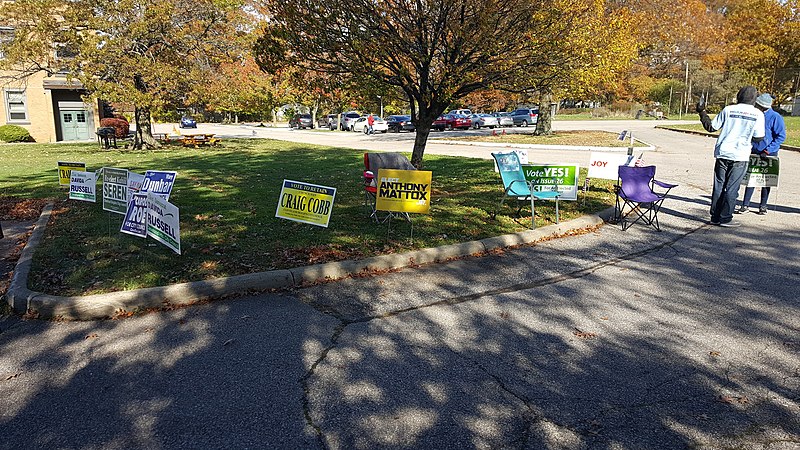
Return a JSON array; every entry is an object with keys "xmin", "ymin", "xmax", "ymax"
[
  {"xmin": 555, "ymin": 198, "xmax": 559, "ymax": 224},
  {"xmin": 530, "ymin": 196, "xmax": 536, "ymax": 229}
]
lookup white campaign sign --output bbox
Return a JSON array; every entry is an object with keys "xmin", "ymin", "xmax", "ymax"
[
  {"xmin": 146, "ymin": 192, "xmax": 181, "ymax": 255},
  {"xmin": 68, "ymin": 170, "xmax": 97, "ymax": 202},
  {"xmin": 127, "ymin": 171, "xmax": 145, "ymax": 199},
  {"xmin": 587, "ymin": 152, "xmax": 637, "ymax": 180}
]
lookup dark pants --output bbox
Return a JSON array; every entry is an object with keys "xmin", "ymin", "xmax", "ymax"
[
  {"xmin": 710, "ymin": 158, "xmax": 748, "ymax": 223},
  {"xmin": 741, "ymin": 186, "xmax": 770, "ymax": 210}
]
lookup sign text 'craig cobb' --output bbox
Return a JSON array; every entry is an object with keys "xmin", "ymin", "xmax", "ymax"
[{"xmin": 379, "ymin": 177, "xmax": 429, "ymax": 200}]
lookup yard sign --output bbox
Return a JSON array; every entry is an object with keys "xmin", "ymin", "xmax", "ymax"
[
  {"xmin": 742, "ymin": 155, "xmax": 779, "ymax": 188},
  {"xmin": 102, "ymin": 167, "xmax": 129, "ymax": 214},
  {"xmin": 375, "ymin": 169, "xmax": 433, "ymax": 214},
  {"xmin": 275, "ymin": 180, "xmax": 337, "ymax": 227},
  {"xmin": 522, "ymin": 164, "xmax": 580, "ymax": 201},
  {"xmin": 58, "ymin": 161, "xmax": 86, "ymax": 186},
  {"xmin": 68, "ymin": 170, "xmax": 97, "ymax": 202}
]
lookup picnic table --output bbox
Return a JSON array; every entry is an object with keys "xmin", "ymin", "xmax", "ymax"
[{"xmin": 179, "ymin": 134, "xmax": 221, "ymax": 148}]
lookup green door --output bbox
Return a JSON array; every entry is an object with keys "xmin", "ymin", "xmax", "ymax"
[{"xmin": 60, "ymin": 110, "xmax": 91, "ymax": 141}]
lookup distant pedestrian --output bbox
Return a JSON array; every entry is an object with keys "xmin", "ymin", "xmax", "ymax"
[
  {"xmin": 737, "ymin": 93, "xmax": 786, "ymax": 215},
  {"xmin": 697, "ymin": 86, "xmax": 765, "ymax": 227},
  {"xmin": 367, "ymin": 114, "xmax": 375, "ymax": 135}
]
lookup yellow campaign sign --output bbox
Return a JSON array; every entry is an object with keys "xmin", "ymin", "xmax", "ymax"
[
  {"xmin": 275, "ymin": 180, "xmax": 337, "ymax": 228},
  {"xmin": 58, "ymin": 161, "xmax": 86, "ymax": 186},
  {"xmin": 375, "ymin": 169, "xmax": 432, "ymax": 214}
]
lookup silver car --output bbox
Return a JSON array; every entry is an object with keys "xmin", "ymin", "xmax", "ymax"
[
  {"xmin": 492, "ymin": 112, "xmax": 514, "ymax": 127},
  {"xmin": 470, "ymin": 113, "xmax": 499, "ymax": 129}
]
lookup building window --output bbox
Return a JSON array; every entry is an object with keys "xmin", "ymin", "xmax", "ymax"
[
  {"xmin": 5, "ymin": 90, "xmax": 28, "ymax": 123},
  {"xmin": 0, "ymin": 27, "xmax": 14, "ymax": 60}
]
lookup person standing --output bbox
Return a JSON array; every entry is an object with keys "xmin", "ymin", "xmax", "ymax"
[
  {"xmin": 697, "ymin": 86, "xmax": 765, "ymax": 227},
  {"xmin": 737, "ymin": 93, "xmax": 786, "ymax": 215},
  {"xmin": 367, "ymin": 114, "xmax": 375, "ymax": 135}
]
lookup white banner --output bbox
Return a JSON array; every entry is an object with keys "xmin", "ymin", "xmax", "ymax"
[{"xmin": 587, "ymin": 152, "xmax": 638, "ymax": 180}]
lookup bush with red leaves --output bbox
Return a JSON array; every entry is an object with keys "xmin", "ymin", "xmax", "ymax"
[{"xmin": 100, "ymin": 117, "xmax": 130, "ymax": 138}]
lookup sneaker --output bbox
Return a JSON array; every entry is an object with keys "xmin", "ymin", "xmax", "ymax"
[
  {"xmin": 709, "ymin": 219, "xmax": 720, "ymax": 225},
  {"xmin": 719, "ymin": 220, "xmax": 742, "ymax": 228},
  {"xmin": 757, "ymin": 208, "xmax": 767, "ymax": 215},
  {"xmin": 735, "ymin": 206, "xmax": 749, "ymax": 214}
]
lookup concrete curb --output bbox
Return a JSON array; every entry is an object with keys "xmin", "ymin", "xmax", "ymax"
[
  {"xmin": 430, "ymin": 138, "xmax": 656, "ymax": 153},
  {"xmin": 656, "ymin": 126, "xmax": 800, "ymax": 152},
  {"xmin": 6, "ymin": 204, "xmax": 613, "ymax": 321}
]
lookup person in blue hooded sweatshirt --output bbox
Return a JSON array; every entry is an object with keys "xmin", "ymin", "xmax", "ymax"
[
  {"xmin": 697, "ymin": 86, "xmax": 765, "ymax": 227},
  {"xmin": 737, "ymin": 93, "xmax": 786, "ymax": 215}
]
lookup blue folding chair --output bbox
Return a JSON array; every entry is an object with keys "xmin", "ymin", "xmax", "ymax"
[{"xmin": 491, "ymin": 152, "xmax": 560, "ymax": 229}]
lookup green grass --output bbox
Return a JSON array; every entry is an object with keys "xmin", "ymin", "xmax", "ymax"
[
  {"xmin": 0, "ymin": 139, "xmax": 615, "ymax": 296},
  {"xmin": 443, "ymin": 131, "xmax": 648, "ymax": 147},
  {"xmin": 658, "ymin": 116, "xmax": 800, "ymax": 147}
]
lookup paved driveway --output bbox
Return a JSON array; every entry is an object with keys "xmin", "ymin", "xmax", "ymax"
[{"xmin": 2, "ymin": 121, "xmax": 798, "ymax": 449}]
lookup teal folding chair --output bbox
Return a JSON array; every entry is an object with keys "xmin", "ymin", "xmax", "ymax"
[{"xmin": 491, "ymin": 152, "xmax": 560, "ymax": 229}]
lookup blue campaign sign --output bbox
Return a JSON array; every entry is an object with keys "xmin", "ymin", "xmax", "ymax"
[
  {"xmin": 120, "ymin": 193, "xmax": 148, "ymax": 238},
  {"xmin": 141, "ymin": 170, "xmax": 177, "ymax": 200}
]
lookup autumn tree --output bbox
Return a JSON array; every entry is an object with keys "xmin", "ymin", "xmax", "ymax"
[
  {"xmin": 0, "ymin": 0, "xmax": 250, "ymax": 149},
  {"xmin": 255, "ymin": 0, "xmax": 638, "ymax": 167}
]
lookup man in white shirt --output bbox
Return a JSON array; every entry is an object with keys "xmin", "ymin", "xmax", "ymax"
[{"xmin": 697, "ymin": 86, "xmax": 765, "ymax": 227}]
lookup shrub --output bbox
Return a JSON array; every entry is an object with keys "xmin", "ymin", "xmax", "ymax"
[
  {"xmin": 0, "ymin": 124, "xmax": 33, "ymax": 142},
  {"xmin": 100, "ymin": 117, "xmax": 130, "ymax": 138}
]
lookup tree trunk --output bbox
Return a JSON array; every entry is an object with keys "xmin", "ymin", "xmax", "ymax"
[
  {"xmin": 411, "ymin": 123, "xmax": 432, "ymax": 169},
  {"xmin": 534, "ymin": 92, "xmax": 556, "ymax": 136},
  {"xmin": 132, "ymin": 106, "xmax": 160, "ymax": 150}
]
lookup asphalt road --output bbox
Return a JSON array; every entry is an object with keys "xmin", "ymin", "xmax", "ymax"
[{"xmin": 2, "ymin": 121, "xmax": 799, "ymax": 449}]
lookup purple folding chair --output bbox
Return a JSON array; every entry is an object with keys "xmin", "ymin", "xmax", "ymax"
[{"xmin": 614, "ymin": 165, "xmax": 677, "ymax": 231}]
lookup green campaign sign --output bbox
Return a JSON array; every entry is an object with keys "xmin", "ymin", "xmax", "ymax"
[
  {"xmin": 102, "ymin": 167, "xmax": 129, "ymax": 214},
  {"xmin": 742, "ymin": 155, "xmax": 779, "ymax": 188},
  {"xmin": 522, "ymin": 164, "xmax": 580, "ymax": 200}
]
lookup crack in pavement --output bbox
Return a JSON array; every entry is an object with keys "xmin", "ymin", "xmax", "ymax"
[{"xmin": 297, "ymin": 223, "xmax": 708, "ymax": 447}]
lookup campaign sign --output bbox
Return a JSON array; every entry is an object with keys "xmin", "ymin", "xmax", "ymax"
[
  {"xmin": 375, "ymin": 169, "xmax": 433, "ymax": 214},
  {"xmin": 120, "ymin": 193, "xmax": 148, "ymax": 238},
  {"xmin": 587, "ymin": 152, "xmax": 637, "ymax": 180},
  {"xmin": 141, "ymin": 170, "xmax": 177, "ymax": 200},
  {"xmin": 742, "ymin": 155, "xmax": 779, "ymax": 188},
  {"xmin": 102, "ymin": 167, "xmax": 129, "ymax": 214},
  {"xmin": 522, "ymin": 164, "xmax": 580, "ymax": 201},
  {"xmin": 58, "ymin": 161, "xmax": 86, "ymax": 186},
  {"xmin": 146, "ymin": 192, "xmax": 181, "ymax": 255},
  {"xmin": 127, "ymin": 171, "xmax": 145, "ymax": 199},
  {"xmin": 68, "ymin": 170, "xmax": 97, "ymax": 202},
  {"xmin": 275, "ymin": 180, "xmax": 337, "ymax": 227}
]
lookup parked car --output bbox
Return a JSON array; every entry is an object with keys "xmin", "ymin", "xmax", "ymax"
[
  {"xmin": 511, "ymin": 108, "xmax": 539, "ymax": 127},
  {"xmin": 492, "ymin": 112, "xmax": 514, "ymax": 127},
  {"xmin": 386, "ymin": 115, "xmax": 415, "ymax": 132},
  {"xmin": 179, "ymin": 116, "xmax": 197, "ymax": 128},
  {"xmin": 433, "ymin": 113, "xmax": 472, "ymax": 131},
  {"xmin": 447, "ymin": 109, "xmax": 472, "ymax": 116},
  {"xmin": 340, "ymin": 111, "xmax": 362, "ymax": 131},
  {"xmin": 470, "ymin": 113, "xmax": 499, "ymax": 129},
  {"xmin": 352, "ymin": 116, "xmax": 388, "ymax": 134},
  {"xmin": 318, "ymin": 114, "xmax": 338, "ymax": 130},
  {"xmin": 289, "ymin": 113, "xmax": 314, "ymax": 129}
]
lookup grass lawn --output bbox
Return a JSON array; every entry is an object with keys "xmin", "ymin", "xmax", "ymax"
[
  {"xmin": 0, "ymin": 139, "xmax": 616, "ymax": 296},
  {"xmin": 442, "ymin": 130, "xmax": 648, "ymax": 147},
  {"xmin": 658, "ymin": 116, "xmax": 800, "ymax": 147}
]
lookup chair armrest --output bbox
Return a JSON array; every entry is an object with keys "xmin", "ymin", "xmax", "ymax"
[{"xmin": 653, "ymin": 179, "xmax": 677, "ymax": 189}]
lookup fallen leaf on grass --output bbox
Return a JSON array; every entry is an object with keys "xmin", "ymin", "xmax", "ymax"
[
  {"xmin": 85, "ymin": 333, "xmax": 99, "ymax": 339},
  {"xmin": 22, "ymin": 309, "xmax": 39, "ymax": 320},
  {"xmin": 573, "ymin": 328, "xmax": 597, "ymax": 339},
  {"xmin": 709, "ymin": 351, "xmax": 721, "ymax": 357},
  {"xmin": 717, "ymin": 395, "xmax": 749, "ymax": 404},
  {"xmin": 600, "ymin": 316, "xmax": 609, "ymax": 321}
]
